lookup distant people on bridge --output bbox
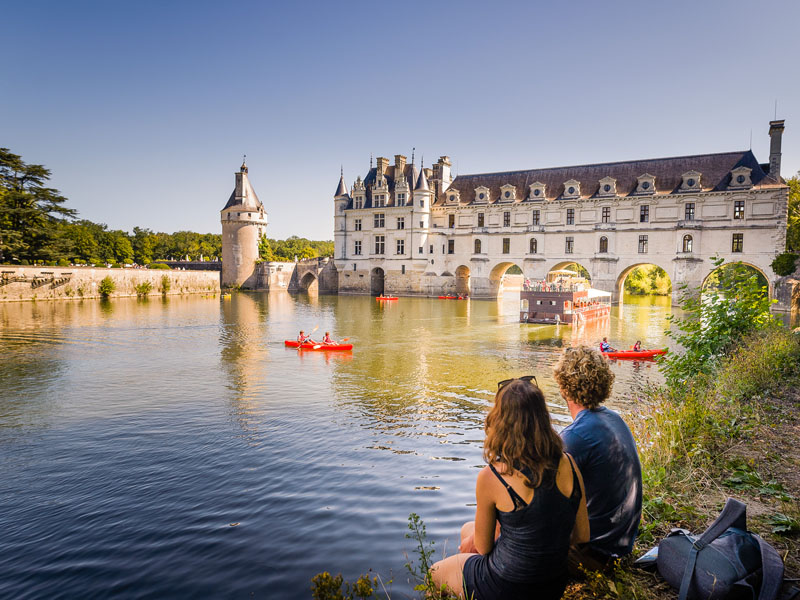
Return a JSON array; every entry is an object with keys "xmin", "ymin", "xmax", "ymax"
[
  {"xmin": 599, "ymin": 337, "xmax": 615, "ymax": 353},
  {"xmin": 553, "ymin": 347, "xmax": 643, "ymax": 574},
  {"xmin": 430, "ymin": 376, "xmax": 589, "ymax": 600}
]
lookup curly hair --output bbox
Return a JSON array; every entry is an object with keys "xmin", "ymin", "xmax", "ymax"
[
  {"xmin": 483, "ymin": 379, "xmax": 563, "ymax": 488},
  {"xmin": 553, "ymin": 346, "xmax": 615, "ymax": 409}
]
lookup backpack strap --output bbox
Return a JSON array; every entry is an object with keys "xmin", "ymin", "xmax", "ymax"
[
  {"xmin": 753, "ymin": 533, "xmax": 784, "ymax": 600},
  {"xmin": 678, "ymin": 498, "xmax": 748, "ymax": 600}
]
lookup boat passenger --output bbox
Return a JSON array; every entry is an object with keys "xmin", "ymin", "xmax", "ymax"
[
  {"xmin": 631, "ymin": 340, "xmax": 642, "ymax": 352},
  {"xmin": 297, "ymin": 330, "xmax": 316, "ymax": 345},
  {"xmin": 322, "ymin": 332, "xmax": 336, "ymax": 345},
  {"xmin": 554, "ymin": 347, "xmax": 643, "ymax": 574},
  {"xmin": 430, "ymin": 377, "xmax": 589, "ymax": 599},
  {"xmin": 599, "ymin": 337, "xmax": 615, "ymax": 353}
]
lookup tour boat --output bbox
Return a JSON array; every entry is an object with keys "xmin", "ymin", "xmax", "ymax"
[
  {"xmin": 438, "ymin": 296, "xmax": 467, "ymax": 300},
  {"xmin": 376, "ymin": 296, "xmax": 398, "ymax": 301},
  {"xmin": 602, "ymin": 349, "xmax": 666, "ymax": 360},
  {"xmin": 284, "ymin": 340, "xmax": 353, "ymax": 351},
  {"xmin": 520, "ymin": 270, "xmax": 611, "ymax": 325}
]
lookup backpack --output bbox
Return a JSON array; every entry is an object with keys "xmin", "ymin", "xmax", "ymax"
[{"xmin": 656, "ymin": 498, "xmax": 785, "ymax": 600}]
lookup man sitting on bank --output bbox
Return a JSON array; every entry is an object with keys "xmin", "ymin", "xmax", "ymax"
[{"xmin": 553, "ymin": 347, "xmax": 642, "ymax": 573}]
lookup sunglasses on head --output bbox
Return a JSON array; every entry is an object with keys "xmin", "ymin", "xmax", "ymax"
[{"xmin": 497, "ymin": 375, "xmax": 538, "ymax": 390}]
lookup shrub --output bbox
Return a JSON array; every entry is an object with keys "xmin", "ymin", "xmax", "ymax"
[
  {"xmin": 98, "ymin": 276, "xmax": 115, "ymax": 298},
  {"xmin": 662, "ymin": 256, "xmax": 776, "ymax": 385},
  {"xmin": 135, "ymin": 281, "xmax": 153, "ymax": 297},
  {"xmin": 161, "ymin": 275, "xmax": 171, "ymax": 295},
  {"xmin": 110, "ymin": 263, "xmax": 122, "ymax": 269},
  {"xmin": 771, "ymin": 252, "xmax": 799, "ymax": 277},
  {"xmin": 147, "ymin": 262, "xmax": 171, "ymax": 270},
  {"xmin": 57, "ymin": 258, "xmax": 70, "ymax": 267}
]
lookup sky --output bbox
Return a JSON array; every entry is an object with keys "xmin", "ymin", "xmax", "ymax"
[{"xmin": 3, "ymin": 0, "xmax": 799, "ymax": 240}]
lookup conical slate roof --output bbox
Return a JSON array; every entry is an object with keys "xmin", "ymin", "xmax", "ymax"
[
  {"xmin": 414, "ymin": 167, "xmax": 430, "ymax": 192},
  {"xmin": 335, "ymin": 174, "xmax": 348, "ymax": 197}
]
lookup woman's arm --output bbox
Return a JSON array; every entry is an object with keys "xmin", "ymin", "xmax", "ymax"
[
  {"xmin": 473, "ymin": 467, "xmax": 498, "ymax": 555},
  {"xmin": 568, "ymin": 455, "xmax": 590, "ymax": 545}
]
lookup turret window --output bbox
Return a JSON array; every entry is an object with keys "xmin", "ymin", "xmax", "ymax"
[
  {"xmin": 599, "ymin": 236, "xmax": 608, "ymax": 253},
  {"xmin": 682, "ymin": 235, "xmax": 693, "ymax": 252}
]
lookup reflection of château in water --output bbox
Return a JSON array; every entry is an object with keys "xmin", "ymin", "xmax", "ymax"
[{"xmin": 520, "ymin": 270, "xmax": 611, "ymax": 325}]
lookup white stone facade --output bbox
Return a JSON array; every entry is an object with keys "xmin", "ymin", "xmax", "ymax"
[{"xmin": 333, "ymin": 121, "xmax": 789, "ymax": 302}]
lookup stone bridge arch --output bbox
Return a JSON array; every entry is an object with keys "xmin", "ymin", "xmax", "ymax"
[
  {"xmin": 701, "ymin": 260, "xmax": 773, "ymax": 299},
  {"xmin": 615, "ymin": 259, "xmax": 674, "ymax": 303},
  {"xmin": 299, "ymin": 271, "xmax": 318, "ymax": 292}
]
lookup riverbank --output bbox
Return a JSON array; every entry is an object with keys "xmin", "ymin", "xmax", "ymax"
[
  {"xmin": 566, "ymin": 327, "xmax": 800, "ymax": 599},
  {"xmin": 0, "ymin": 265, "xmax": 220, "ymax": 301}
]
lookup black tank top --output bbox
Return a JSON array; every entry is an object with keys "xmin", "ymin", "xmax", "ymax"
[{"xmin": 486, "ymin": 456, "xmax": 581, "ymax": 583}]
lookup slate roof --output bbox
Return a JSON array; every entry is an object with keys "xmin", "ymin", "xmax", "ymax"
[
  {"xmin": 345, "ymin": 163, "xmax": 419, "ymax": 209},
  {"xmin": 223, "ymin": 173, "xmax": 262, "ymax": 210},
  {"xmin": 437, "ymin": 150, "xmax": 780, "ymax": 206},
  {"xmin": 335, "ymin": 175, "xmax": 348, "ymax": 197}
]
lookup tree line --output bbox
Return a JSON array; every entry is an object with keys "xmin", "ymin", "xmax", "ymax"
[{"xmin": 0, "ymin": 148, "xmax": 333, "ymax": 266}]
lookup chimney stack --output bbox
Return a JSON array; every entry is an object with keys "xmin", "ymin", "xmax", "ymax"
[
  {"xmin": 394, "ymin": 154, "xmax": 407, "ymax": 175},
  {"xmin": 375, "ymin": 156, "xmax": 389, "ymax": 175},
  {"xmin": 769, "ymin": 120, "xmax": 785, "ymax": 180}
]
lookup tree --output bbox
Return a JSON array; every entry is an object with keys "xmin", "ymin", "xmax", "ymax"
[
  {"xmin": 786, "ymin": 172, "xmax": 799, "ymax": 252},
  {"xmin": 0, "ymin": 148, "xmax": 76, "ymax": 263},
  {"xmin": 132, "ymin": 226, "xmax": 157, "ymax": 264}
]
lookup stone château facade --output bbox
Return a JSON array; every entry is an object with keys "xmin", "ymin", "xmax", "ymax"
[{"xmin": 333, "ymin": 120, "xmax": 789, "ymax": 301}]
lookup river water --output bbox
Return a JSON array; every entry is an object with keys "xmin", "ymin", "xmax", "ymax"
[{"xmin": 0, "ymin": 292, "xmax": 672, "ymax": 598}]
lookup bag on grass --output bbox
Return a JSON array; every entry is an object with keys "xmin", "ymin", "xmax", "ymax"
[{"xmin": 656, "ymin": 498, "xmax": 784, "ymax": 600}]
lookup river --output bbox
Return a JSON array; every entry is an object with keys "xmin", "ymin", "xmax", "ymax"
[{"xmin": 0, "ymin": 292, "xmax": 672, "ymax": 598}]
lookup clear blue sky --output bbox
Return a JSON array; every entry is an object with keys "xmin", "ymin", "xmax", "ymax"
[{"xmin": 3, "ymin": 0, "xmax": 799, "ymax": 240}]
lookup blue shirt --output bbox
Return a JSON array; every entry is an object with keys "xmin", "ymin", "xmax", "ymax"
[{"xmin": 560, "ymin": 406, "xmax": 642, "ymax": 557}]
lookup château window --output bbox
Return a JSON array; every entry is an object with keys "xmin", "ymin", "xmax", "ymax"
[
  {"xmin": 447, "ymin": 240, "xmax": 454, "ymax": 254},
  {"xmin": 401, "ymin": 265, "xmax": 406, "ymax": 274},
  {"xmin": 354, "ymin": 198, "xmax": 363, "ymax": 209},
  {"xmin": 418, "ymin": 246, "xmax": 423, "ymax": 254},
  {"xmin": 429, "ymin": 244, "xmax": 433, "ymax": 253},
  {"xmin": 397, "ymin": 193, "xmax": 406, "ymax": 206},
  {"xmin": 396, "ymin": 239, "xmax": 405, "ymax": 255},
  {"xmin": 638, "ymin": 235, "xmax": 648, "ymax": 253},
  {"xmin": 503, "ymin": 212, "xmax": 511, "ymax": 227},
  {"xmin": 478, "ymin": 212, "xmax": 485, "ymax": 227},
  {"xmin": 354, "ymin": 218, "xmax": 362, "ymax": 231},
  {"xmin": 374, "ymin": 236, "xmax": 385, "ymax": 254},
  {"xmin": 566, "ymin": 208, "xmax": 575, "ymax": 225},
  {"xmin": 374, "ymin": 195, "xmax": 385, "ymax": 208},
  {"xmin": 374, "ymin": 213, "xmax": 385, "ymax": 228},
  {"xmin": 532, "ymin": 210, "xmax": 540, "ymax": 225},
  {"xmin": 640, "ymin": 205, "xmax": 649, "ymax": 223},
  {"xmin": 601, "ymin": 207, "xmax": 611, "ymax": 223},
  {"xmin": 502, "ymin": 238, "xmax": 510, "ymax": 254},
  {"xmin": 682, "ymin": 235, "xmax": 693, "ymax": 252},
  {"xmin": 397, "ymin": 217, "xmax": 405, "ymax": 230},
  {"xmin": 732, "ymin": 233, "xmax": 743, "ymax": 253},
  {"xmin": 685, "ymin": 203, "xmax": 695, "ymax": 221},
  {"xmin": 419, "ymin": 221, "xmax": 423, "ymax": 228},
  {"xmin": 565, "ymin": 237, "xmax": 574, "ymax": 254},
  {"xmin": 419, "ymin": 199, "xmax": 425, "ymax": 208},
  {"xmin": 530, "ymin": 238, "xmax": 537, "ymax": 254},
  {"xmin": 354, "ymin": 240, "xmax": 362, "ymax": 255},
  {"xmin": 448, "ymin": 214, "xmax": 455, "ymax": 228},
  {"xmin": 599, "ymin": 236, "xmax": 608, "ymax": 253},
  {"xmin": 474, "ymin": 239, "xmax": 482, "ymax": 254},
  {"xmin": 734, "ymin": 200, "xmax": 745, "ymax": 219}
]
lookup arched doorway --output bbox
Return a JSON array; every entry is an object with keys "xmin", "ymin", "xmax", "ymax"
[
  {"xmin": 616, "ymin": 263, "xmax": 672, "ymax": 303},
  {"xmin": 702, "ymin": 262, "xmax": 770, "ymax": 298},
  {"xmin": 370, "ymin": 267, "xmax": 385, "ymax": 296},
  {"xmin": 455, "ymin": 265, "xmax": 471, "ymax": 296},
  {"xmin": 300, "ymin": 272, "xmax": 318, "ymax": 293}
]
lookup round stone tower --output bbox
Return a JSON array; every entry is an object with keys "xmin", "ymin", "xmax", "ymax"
[{"xmin": 221, "ymin": 159, "xmax": 268, "ymax": 289}]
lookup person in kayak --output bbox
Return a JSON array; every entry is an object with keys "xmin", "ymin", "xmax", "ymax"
[
  {"xmin": 297, "ymin": 330, "xmax": 317, "ymax": 345},
  {"xmin": 631, "ymin": 340, "xmax": 642, "ymax": 352},
  {"xmin": 599, "ymin": 337, "xmax": 615, "ymax": 353},
  {"xmin": 554, "ymin": 347, "xmax": 643, "ymax": 574},
  {"xmin": 430, "ymin": 377, "xmax": 589, "ymax": 599},
  {"xmin": 321, "ymin": 332, "xmax": 336, "ymax": 345}
]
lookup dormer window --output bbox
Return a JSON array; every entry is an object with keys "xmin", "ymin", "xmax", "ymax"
[
  {"xmin": 680, "ymin": 170, "xmax": 702, "ymax": 192},
  {"xmin": 598, "ymin": 176, "xmax": 616, "ymax": 197},
  {"xmin": 563, "ymin": 179, "xmax": 580, "ymax": 199},
  {"xmin": 500, "ymin": 184, "xmax": 517, "ymax": 202},
  {"xmin": 446, "ymin": 190, "xmax": 460, "ymax": 205},
  {"xmin": 729, "ymin": 166, "xmax": 752, "ymax": 189},
  {"xmin": 474, "ymin": 186, "xmax": 490, "ymax": 204},
  {"xmin": 636, "ymin": 174, "xmax": 656, "ymax": 195},
  {"xmin": 528, "ymin": 182, "xmax": 546, "ymax": 201}
]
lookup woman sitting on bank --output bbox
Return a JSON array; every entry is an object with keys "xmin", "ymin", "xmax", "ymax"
[{"xmin": 430, "ymin": 377, "xmax": 589, "ymax": 599}]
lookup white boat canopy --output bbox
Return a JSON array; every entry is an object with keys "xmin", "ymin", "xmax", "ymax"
[{"xmin": 587, "ymin": 288, "xmax": 612, "ymax": 298}]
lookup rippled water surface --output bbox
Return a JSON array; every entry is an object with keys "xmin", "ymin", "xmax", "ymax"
[{"xmin": 0, "ymin": 293, "xmax": 673, "ymax": 598}]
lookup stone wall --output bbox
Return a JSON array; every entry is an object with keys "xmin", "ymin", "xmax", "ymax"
[{"xmin": 0, "ymin": 266, "xmax": 220, "ymax": 302}]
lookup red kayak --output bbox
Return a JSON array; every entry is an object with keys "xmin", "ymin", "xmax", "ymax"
[
  {"xmin": 284, "ymin": 340, "xmax": 353, "ymax": 351},
  {"xmin": 376, "ymin": 296, "xmax": 398, "ymax": 301},
  {"xmin": 602, "ymin": 349, "xmax": 666, "ymax": 360},
  {"xmin": 438, "ymin": 296, "xmax": 462, "ymax": 300}
]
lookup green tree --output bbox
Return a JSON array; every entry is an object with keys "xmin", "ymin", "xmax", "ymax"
[
  {"xmin": 132, "ymin": 226, "xmax": 157, "ymax": 264},
  {"xmin": 258, "ymin": 235, "xmax": 275, "ymax": 261},
  {"xmin": 786, "ymin": 172, "xmax": 799, "ymax": 252},
  {"xmin": 0, "ymin": 148, "xmax": 76, "ymax": 263}
]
